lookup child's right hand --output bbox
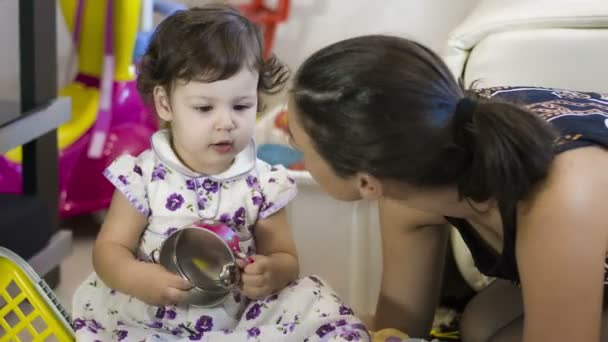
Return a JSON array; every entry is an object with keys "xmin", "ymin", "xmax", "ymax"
[{"xmin": 128, "ymin": 262, "xmax": 192, "ymax": 305}]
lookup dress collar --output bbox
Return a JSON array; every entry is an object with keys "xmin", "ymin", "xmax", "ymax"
[{"xmin": 151, "ymin": 129, "xmax": 256, "ymax": 181}]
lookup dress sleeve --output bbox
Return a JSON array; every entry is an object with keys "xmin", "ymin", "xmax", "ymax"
[
  {"xmin": 103, "ymin": 152, "xmax": 152, "ymax": 216},
  {"xmin": 257, "ymin": 163, "xmax": 297, "ymax": 219}
]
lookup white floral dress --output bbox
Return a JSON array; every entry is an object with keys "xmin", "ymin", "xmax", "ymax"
[{"xmin": 72, "ymin": 130, "xmax": 369, "ymax": 341}]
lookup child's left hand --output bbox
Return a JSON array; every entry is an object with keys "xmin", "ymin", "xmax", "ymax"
[{"xmin": 238, "ymin": 255, "xmax": 280, "ymax": 300}]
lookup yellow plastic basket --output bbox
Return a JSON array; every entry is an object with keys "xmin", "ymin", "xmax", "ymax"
[{"xmin": 0, "ymin": 247, "xmax": 74, "ymax": 341}]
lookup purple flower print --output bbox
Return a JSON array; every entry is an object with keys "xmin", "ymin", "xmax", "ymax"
[
  {"xmin": 186, "ymin": 179, "xmax": 195, "ymax": 190},
  {"xmin": 341, "ymin": 330, "xmax": 362, "ymax": 341},
  {"xmin": 233, "ymin": 207, "xmax": 246, "ymax": 226},
  {"xmin": 252, "ymin": 194, "xmax": 265, "ymax": 206},
  {"xmin": 247, "ymin": 327, "xmax": 261, "ymax": 338},
  {"xmin": 246, "ymin": 303, "xmax": 262, "ymax": 320},
  {"xmin": 72, "ymin": 318, "xmax": 85, "ymax": 331},
  {"xmin": 189, "ymin": 333, "xmax": 202, "ymax": 341},
  {"xmin": 110, "ymin": 289, "xmax": 116, "ymax": 295},
  {"xmin": 148, "ymin": 321, "xmax": 163, "ymax": 329},
  {"xmin": 219, "ymin": 213, "xmax": 231, "ymax": 224},
  {"xmin": 118, "ymin": 175, "xmax": 128, "ymax": 185},
  {"xmin": 339, "ymin": 305, "xmax": 354, "ymax": 315},
  {"xmin": 165, "ymin": 193, "xmax": 184, "ymax": 211},
  {"xmin": 133, "ymin": 165, "xmax": 143, "ymax": 176},
  {"xmin": 154, "ymin": 306, "xmax": 175, "ymax": 320},
  {"xmin": 155, "ymin": 306, "xmax": 166, "ymax": 319},
  {"xmin": 261, "ymin": 201, "xmax": 275, "ymax": 213},
  {"xmin": 198, "ymin": 197, "xmax": 207, "ymax": 210},
  {"xmin": 115, "ymin": 330, "xmax": 128, "ymax": 341},
  {"xmin": 165, "ymin": 227, "xmax": 178, "ymax": 236},
  {"xmin": 288, "ymin": 176, "xmax": 295, "ymax": 184},
  {"xmin": 283, "ymin": 322, "xmax": 297, "ymax": 333},
  {"xmin": 195, "ymin": 315, "xmax": 213, "ymax": 333},
  {"xmin": 201, "ymin": 178, "xmax": 219, "ymax": 193},
  {"xmin": 171, "ymin": 327, "xmax": 183, "ymax": 336},
  {"xmin": 166, "ymin": 309, "xmax": 177, "ymax": 320},
  {"xmin": 268, "ymin": 178, "xmax": 276, "ymax": 183},
  {"xmin": 335, "ymin": 319, "xmax": 347, "ymax": 327},
  {"xmin": 151, "ymin": 164, "xmax": 167, "ymax": 181},
  {"xmin": 87, "ymin": 319, "xmax": 105, "ymax": 334},
  {"xmin": 270, "ymin": 166, "xmax": 278, "ymax": 172},
  {"xmin": 246, "ymin": 175, "xmax": 258, "ymax": 188},
  {"xmin": 316, "ymin": 323, "xmax": 336, "ymax": 337},
  {"xmin": 234, "ymin": 292, "xmax": 242, "ymax": 303}
]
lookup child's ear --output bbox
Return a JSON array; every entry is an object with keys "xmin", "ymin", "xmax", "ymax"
[
  {"xmin": 356, "ymin": 173, "xmax": 383, "ymax": 200},
  {"xmin": 154, "ymin": 86, "xmax": 173, "ymax": 122}
]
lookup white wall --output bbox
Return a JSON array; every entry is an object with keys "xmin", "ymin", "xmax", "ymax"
[
  {"xmin": 273, "ymin": 0, "xmax": 480, "ymax": 70},
  {"xmin": 0, "ymin": 0, "xmax": 478, "ymax": 99}
]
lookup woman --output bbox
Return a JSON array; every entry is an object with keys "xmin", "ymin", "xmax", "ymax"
[{"xmin": 286, "ymin": 34, "xmax": 608, "ymax": 341}]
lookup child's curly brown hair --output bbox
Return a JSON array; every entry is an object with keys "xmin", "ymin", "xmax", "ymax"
[{"xmin": 137, "ymin": 4, "xmax": 289, "ymax": 114}]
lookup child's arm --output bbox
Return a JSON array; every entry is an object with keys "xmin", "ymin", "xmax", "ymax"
[
  {"xmin": 240, "ymin": 208, "xmax": 299, "ymax": 299},
  {"xmin": 93, "ymin": 190, "xmax": 191, "ymax": 305}
]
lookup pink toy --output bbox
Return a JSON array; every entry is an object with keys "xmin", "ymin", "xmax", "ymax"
[
  {"xmin": 191, "ymin": 220, "xmax": 255, "ymax": 264},
  {"xmin": 0, "ymin": 0, "xmax": 158, "ymax": 218}
]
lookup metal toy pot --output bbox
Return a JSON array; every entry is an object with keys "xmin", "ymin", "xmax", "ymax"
[{"xmin": 154, "ymin": 220, "xmax": 250, "ymax": 307}]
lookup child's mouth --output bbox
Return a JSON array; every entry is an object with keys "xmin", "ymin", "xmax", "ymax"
[{"xmin": 211, "ymin": 141, "xmax": 233, "ymax": 153}]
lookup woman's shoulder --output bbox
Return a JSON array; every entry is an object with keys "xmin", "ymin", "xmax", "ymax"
[{"xmin": 520, "ymin": 146, "xmax": 608, "ymax": 225}]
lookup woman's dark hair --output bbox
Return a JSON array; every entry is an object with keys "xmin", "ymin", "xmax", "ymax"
[
  {"xmin": 292, "ymin": 35, "xmax": 557, "ymax": 207},
  {"xmin": 137, "ymin": 4, "xmax": 289, "ymax": 110}
]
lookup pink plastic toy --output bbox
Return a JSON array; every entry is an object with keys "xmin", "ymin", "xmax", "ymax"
[
  {"xmin": 191, "ymin": 220, "xmax": 255, "ymax": 264},
  {"xmin": 0, "ymin": 0, "xmax": 158, "ymax": 218}
]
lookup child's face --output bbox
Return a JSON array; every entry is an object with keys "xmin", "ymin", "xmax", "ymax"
[{"xmin": 155, "ymin": 67, "xmax": 259, "ymax": 174}]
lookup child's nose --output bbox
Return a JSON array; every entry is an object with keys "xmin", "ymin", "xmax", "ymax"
[{"xmin": 215, "ymin": 111, "xmax": 236, "ymax": 131}]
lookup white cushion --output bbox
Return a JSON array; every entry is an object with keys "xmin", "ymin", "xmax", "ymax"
[
  {"xmin": 444, "ymin": 0, "xmax": 608, "ymax": 83},
  {"xmin": 462, "ymin": 28, "xmax": 608, "ymax": 91}
]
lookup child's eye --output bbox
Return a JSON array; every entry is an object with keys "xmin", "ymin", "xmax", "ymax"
[
  {"xmin": 195, "ymin": 106, "xmax": 213, "ymax": 113},
  {"xmin": 233, "ymin": 105, "xmax": 252, "ymax": 111}
]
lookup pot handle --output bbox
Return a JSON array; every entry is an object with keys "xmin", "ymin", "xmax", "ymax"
[
  {"xmin": 219, "ymin": 263, "xmax": 240, "ymax": 288},
  {"xmin": 150, "ymin": 248, "xmax": 160, "ymax": 264}
]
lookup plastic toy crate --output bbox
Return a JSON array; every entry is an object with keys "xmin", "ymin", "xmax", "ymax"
[{"xmin": 0, "ymin": 247, "xmax": 73, "ymax": 341}]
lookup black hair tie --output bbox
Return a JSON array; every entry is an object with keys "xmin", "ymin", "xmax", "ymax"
[
  {"xmin": 455, "ymin": 96, "xmax": 478, "ymax": 120},
  {"xmin": 452, "ymin": 96, "xmax": 478, "ymax": 148}
]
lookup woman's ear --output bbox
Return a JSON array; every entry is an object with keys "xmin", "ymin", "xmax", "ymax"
[
  {"xmin": 154, "ymin": 85, "xmax": 173, "ymax": 122},
  {"xmin": 356, "ymin": 173, "xmax": 383, "ymax": 200}
]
